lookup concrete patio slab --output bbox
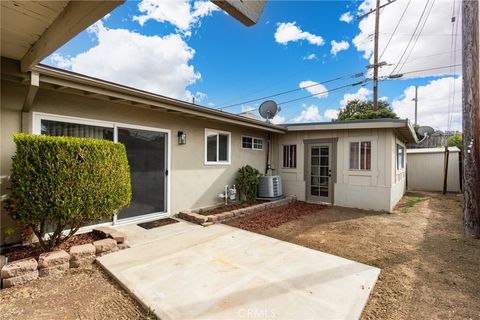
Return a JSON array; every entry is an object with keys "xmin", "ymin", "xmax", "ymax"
[{"xmin": 97, "ymin": 221, "xmax": 380, "ymax": 320}]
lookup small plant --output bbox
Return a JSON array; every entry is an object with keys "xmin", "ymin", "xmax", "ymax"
[
  {"xmin": 235, "ymin": 165, "xmax": 262, "ymax": 203},
  {"xmin": 6, "ymin": 133, "xmax": 131, "ymax": 251}
]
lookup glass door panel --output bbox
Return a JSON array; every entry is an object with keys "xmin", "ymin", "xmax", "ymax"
[
  {"xmin": 117, "ymin": 127, "xmax": 167, "ymax": 220},
  {"xmin": 308, "ymin": 145, "xmax": 331, "ymax": 202}
]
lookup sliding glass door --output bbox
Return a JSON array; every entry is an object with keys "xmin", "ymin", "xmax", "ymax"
[
  {"xmin": 116, "ymin": 127, "xmax": 167, "ymax": 220},
  {"xmin": 37, "ymin": 114, "xmax": 169, "ymax": 224}
]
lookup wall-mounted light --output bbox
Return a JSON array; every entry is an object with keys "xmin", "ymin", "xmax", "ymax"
[{"xmin": 177, "ymin": 131, "xmax": 186, "ymax": 145}]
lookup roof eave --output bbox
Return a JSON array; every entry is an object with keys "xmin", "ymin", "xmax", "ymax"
[{"xmin": 28, "ymin": 64, "xmax": 286, "ymax": 134}]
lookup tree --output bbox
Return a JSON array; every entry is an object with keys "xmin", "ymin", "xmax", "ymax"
[
  {"xmin": 446, "ymin": 132, "xmax": 463, "ymax": 148},
  {"xmin": 337, "ymin": 99, "xmax": 398, "ymax": 120}
]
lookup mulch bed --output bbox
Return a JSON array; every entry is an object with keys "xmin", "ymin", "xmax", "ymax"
[
  {"xmin": 197, "ymin": 201, "xmax": 266, "ymax": 216},
  {"xmin": 1, "ymin": 232, "xmax": 103, "ymax": 262},
  {"xmin": 226, "ymin": 201, "xmax": 326, "ymax": 232}
]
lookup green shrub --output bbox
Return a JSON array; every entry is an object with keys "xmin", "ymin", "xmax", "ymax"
[
  {"xmin": 235, "ymin": 165, "xmax": 262, "ymax": 203},
  {"xmin": 6, "ymin": 134, "xmax": 131, "ymax": 250}
]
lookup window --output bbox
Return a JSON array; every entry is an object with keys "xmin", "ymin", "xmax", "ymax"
[
  {"xmin": 41, "ymin": 119, "xmax": 113, "ymax": 140},
  {"xmin": 283, "ymin": 145, "xmax": 297, "ymax": 168},
  {"xmin": 349, "ymin": 141, "xmax": 371, "ymax": 170},
  {"xmin": 205, "ymin": 129, "xmax": 231, "ymax": 164},
  {"xmin": 397, "ymin": 144, "xmax": 405, "ymax": 170},
  {"xmin": 242, "ymin": 136, "xmax": 263, "ymax": 150}
]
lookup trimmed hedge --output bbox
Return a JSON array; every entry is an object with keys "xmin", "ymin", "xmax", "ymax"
[{"xmin": 7, "ymin": 133, "xmax": 131, "ymax": 250}]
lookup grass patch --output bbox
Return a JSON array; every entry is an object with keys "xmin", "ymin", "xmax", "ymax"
[{"xmin": 401, "ymin": 195, "xmax": 426, "ymax": 213}]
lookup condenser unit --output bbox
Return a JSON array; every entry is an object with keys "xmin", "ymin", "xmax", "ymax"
[{"xmin": 258, "ymin": 175, "xmax": 283, "ymax": 198}]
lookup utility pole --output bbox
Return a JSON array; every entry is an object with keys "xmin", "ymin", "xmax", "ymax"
[
  {"xmin": 462, "ymin": 0, "xmax": 480, "ymax": 238},
  {"xmin": 412, "ymin": 86, "xmax": 418, "ymax": 126},
  {"xmin": 357, "ymin": 0, "xmax": 396, "ymax": 111},
  {"xmin": 373, "ymin": 0, "xmax": 380, "ymax": 111}
]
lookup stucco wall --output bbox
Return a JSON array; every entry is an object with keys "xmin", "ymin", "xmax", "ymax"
[
  {"xmin": 276, "ymin": 127, "xmax": 405, "ymax": 212},
  {"xmin": 1, "ymin": 81, "xmax": 269, "ymax": 241}
]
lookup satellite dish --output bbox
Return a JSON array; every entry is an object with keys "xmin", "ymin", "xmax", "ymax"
[
  {"xmin": 417, "ymin": 126, "xmax": 435, "ymax": 137},
  {"xmin": 259, "ymin": 100, "xmax": 279, "ymax": 123}
]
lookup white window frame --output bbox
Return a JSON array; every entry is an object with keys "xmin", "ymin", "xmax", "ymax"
[
  {"xmin": 349, "ymin": 141, "xmax": 372, "ymax": 171},
  {"xmin": 396, "ymin": 143, "xmax": 405, "ymax": 170},
  {"xmin": 241, "ymin": 135, "xmax": 263, "ymax": 151},
  {"xmin": 31, "ymin": 112, "xmax": 172, "ymax": 229},
  {"xmin": 283, "ymin": 144, "xmax": 297, "ymax": 168},
  {"xmin": 204, "ymin": 128, "xmax": 231, "ymax": 165}
]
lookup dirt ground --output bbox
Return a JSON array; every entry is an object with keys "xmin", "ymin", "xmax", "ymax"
[
  {"xmin": 229, "ymin": 192, "xmax": 480, "ymax": 320},
  {"xmin": 0, "ymin": 264, "xmax": 154, "ymax": 320}
]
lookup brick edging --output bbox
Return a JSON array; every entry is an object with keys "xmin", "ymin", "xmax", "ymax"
[
  {"xmin": 177, "ymin": 196, "xmax": 297, "ymax": 226},
  {"xmin": 0, "ymin": 227, "xmax": 129, "ymax": 289}
]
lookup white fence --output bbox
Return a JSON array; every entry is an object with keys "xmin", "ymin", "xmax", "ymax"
[{"xmin": 406, "ymin": 147, "xmax": 461, "ymax": 192}]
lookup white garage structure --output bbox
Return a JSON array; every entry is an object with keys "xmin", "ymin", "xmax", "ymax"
[{"xmin": 406, "ymin": 147, "xmax": 461, "ymax": 192}]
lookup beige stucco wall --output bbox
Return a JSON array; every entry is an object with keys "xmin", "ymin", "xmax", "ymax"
[
  {"xmin": 406, "ymin": 149, "xmax": 461, "ymax": 192},
  {"xmin": 1, "ymin": 80, "xmax": 270, "ymax": 243},
  {"xmin": 275, "ymin": 127, "xmax": 406, "ymax": 212}
]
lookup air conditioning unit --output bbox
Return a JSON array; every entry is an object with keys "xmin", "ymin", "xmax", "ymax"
[{"xmin": 258, "ymin": 175, "xmax": 283, "ymax": 198}]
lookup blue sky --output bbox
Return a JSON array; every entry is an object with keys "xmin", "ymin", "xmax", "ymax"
[{"xmin": 44, "ymin": 0, "xmax": 462, "ymax": 131}]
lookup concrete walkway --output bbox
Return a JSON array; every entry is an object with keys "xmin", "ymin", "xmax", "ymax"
[{"xmin": 97, "ymin": 221, "xmax": 380, "ymax": 320}]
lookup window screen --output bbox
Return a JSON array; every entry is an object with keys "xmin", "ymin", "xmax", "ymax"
[{"xmin": 283, "ymin": 145, "xmax": 297, "ymax": 168}]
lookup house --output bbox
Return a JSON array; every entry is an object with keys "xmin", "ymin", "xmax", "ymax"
[{"xmin": 0, "ymin": 0, "xmax": 417, "ymax": 244}]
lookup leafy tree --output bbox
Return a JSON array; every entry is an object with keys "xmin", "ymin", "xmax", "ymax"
[
  {"xmin": 337, "ymin": 99, "xmax": 398, "ymax": 120},
  {"xmin": 447, "ymin": 132, "xmax": 463, "ymax": 148}
]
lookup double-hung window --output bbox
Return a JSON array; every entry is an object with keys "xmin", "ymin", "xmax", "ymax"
[
  {"xmin": 205, "ymin": 129, "xmax": 231, "ymax": 164},
  {"xmin": 396, "ymin": 144, "xmax": 405, "ymax": 170},
  {"xmin": 242, "ymin": 136, "xmax": 263, "ymax": 150},
  {"xmin": 283, "ymin": 145, "xmax": 297, "ymax": 168},
  {"xmin": 349, "ymin": 141, "xmax": 371, "ymax": 170}
]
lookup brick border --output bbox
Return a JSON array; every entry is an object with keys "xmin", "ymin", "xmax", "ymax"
[
  {"xmin": 177, "ymin": 196, "xmax": 296, "ymax": 226},
  {"xmin": 0, "ymin": 228, "xmax": 129, "ymax": 289}
]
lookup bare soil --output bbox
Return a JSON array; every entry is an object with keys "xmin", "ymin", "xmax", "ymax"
[
  {"xmin": 228, "ymin": 192, "xmax": 480, "ymax": 320},
  {"xmin": 227, "ymin": 201, "xmax": 327, "ymax": 232},
  {"xmin": 0, "ymin": 264, "xmax": 155, "ymax": 320},
  {"xmin": 1, "ymin": 232, "xmax": 103, "ymax": 262}
]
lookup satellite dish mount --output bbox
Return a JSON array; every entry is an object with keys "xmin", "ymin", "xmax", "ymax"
[{"xmin": 259, "ymin": 100, "xmax": 279, "ymax": 123}]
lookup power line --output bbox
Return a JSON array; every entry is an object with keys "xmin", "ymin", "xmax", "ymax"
[
  {"xmin": 277, "ymin": 80, "xmax": 369, "ymax": 106},
  {"xmin": 216, "ymin": 71, "xmax": 364, "ymax": 110},
  {"xmin": 390, "ymin": 0, "xmax": 431, "ymax": 75},
  {"xmin": 383, "ymin": 63, "xmax": 462, "ymax": 78},
  {"xmin": 397, "ymin": 0, "xmax": 436, "ymax": 74},
  {"xmin": 379, "ymin": 0, "xmax": 412, "ymax": 60}
]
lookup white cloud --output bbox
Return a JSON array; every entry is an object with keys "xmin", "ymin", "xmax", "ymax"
[
  {"xmin": 324, "ymin": 109, "xmax": 339, "ymax": 120},
  {"xmin": 330, "ymin": 40, "xmax": 350, "ymax": 55},
  {"xmin": 340, "ymin": 11, "xmax": 354, "ymax": 23},
  {"xmin": 271, "ymin": 114, "xmax": 286, "ymax": 124},
  {"xmin": 299, "ymin": 80, "xmax": 328, "ymax": 99},
  {"xmin": 340, "ymin": 87, "xmax": 372, "ymax": 106},
  {"xmin": 274, "ymin": 22, "xmax": 324, "ymax": 46},
  {"xmin": 50, "ymin": 21, "xmax": 201, "ymax": 101},
  {"xmin": 392, "ymin": 77, "xmax": 462, "ymax": 131},
  {"xmin": 194, "ymin": 91, "xmax": 207, "ymax": 103},
  {"xmin": 303, "ymin": 53, "xmax": 317, "ymax": 61},
  {"xmin": 292, "ymin": 104, "xmax": 323, "ymax": 123},
  {"xmin": 353, "ymin": 0, "xmax": 462, "ymax": 78},
  {"xmin": 133, "ymin": 0, "xmax": 219, "ymax": 34}
]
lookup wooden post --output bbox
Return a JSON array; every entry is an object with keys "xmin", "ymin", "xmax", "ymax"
[
  {"xmin": 443, "ymin": 146, "xmax": 450, "ymax": 195},
  {"xmin": 462, "ymin": 0, "xmax": 480, "ymax": 238}
]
